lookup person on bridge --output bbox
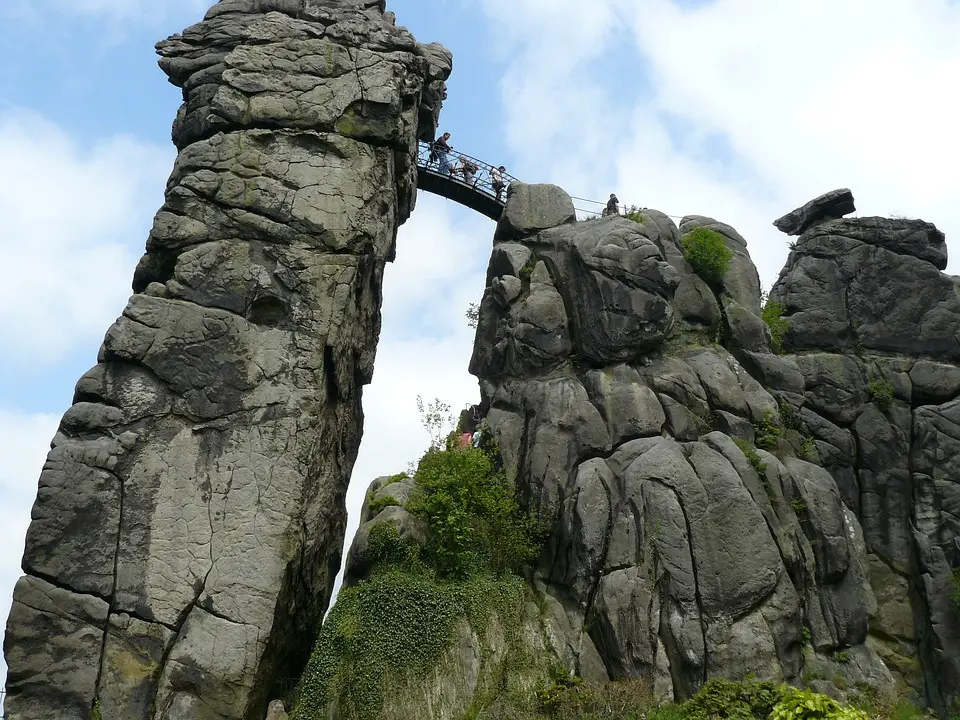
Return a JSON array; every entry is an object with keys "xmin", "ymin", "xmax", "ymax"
[
  {"xmin": 433, "ymin": 132, "xmax": 456, "ymax": 175},
  {"xmin": 458, "ymin": 155, "xmax": 479, "ymax": 185},
  {"xmin": 603, "ymin": 193, "xmax": 620, "ymax": 217},
  {"xmin": 491, "ymin": 165, "xmax": 506, "ymax": 202}
]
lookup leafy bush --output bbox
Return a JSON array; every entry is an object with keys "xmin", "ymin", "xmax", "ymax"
[
  {"xmin": 681, "ymin": 227, "xmax": 734, "ymax": 287},
  {"xmin": 367, "ymin": 493, "xmax": 400, "ymax": 516},
  {"xmin": 867, "ymin": 380, "xmax": 895, "ymax": 413},
  {"xmin": 762, "ymin": 299, "xmax": 790, "ymax": 353},
  {"xmin": 408, "ymin": 446, "xmax": 541, "ymax": 579},
  {"xmin": 683, "ymin": 678, "xmax": 783, "ymax": 720},
  {"xmin": 735, "ymin": 438, "xmax": 767, "ymax": 474},
  {"xmin": 770, "ymin": 686, "xmax": 869, "ymax": 720},
  {"xmin": 754, "ymin": 409, "xmax": 783, "ymax": 450},
  {"xmin": 624, "ymin": 205, "xmax": 646, "ymax": 224},
  {"xmin": 466, "ymin": 302, "xmax": 479, "ymax": 329}
]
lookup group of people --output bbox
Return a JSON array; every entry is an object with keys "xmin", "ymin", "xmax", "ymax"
[{"xmin": 429, "ymin": 132, "xmax": 508, "ymax": 202}]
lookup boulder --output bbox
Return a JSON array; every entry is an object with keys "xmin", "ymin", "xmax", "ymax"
[
  {"xmin": 773, "ymin": 188, "xmax": 856, "ymax": 236},
  {"xmin": 493, "ymin": 182, "xmax": 576, "ymax": 242}
]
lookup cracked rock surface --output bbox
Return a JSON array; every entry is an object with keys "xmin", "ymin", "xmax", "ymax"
[
  {"xmin": 2, "ymin": 2, "xmax": 450, "ymax": 719},
  {"xmin": 467, "ymin": 187, "xmax": 957, "ymax": 709}
]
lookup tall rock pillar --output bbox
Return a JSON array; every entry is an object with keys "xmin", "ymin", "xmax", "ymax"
[{"xmin": 2, "ymin": 2, "xmax": 450, "ymax": 719}]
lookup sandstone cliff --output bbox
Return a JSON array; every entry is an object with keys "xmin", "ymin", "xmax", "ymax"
[
  {"xmin": 2, "ymin": 2, "xmax": 450, "ymax": 719},
  {"xmin": 314, "ymin": 184, "xmax": 958, "ymax": 719}
]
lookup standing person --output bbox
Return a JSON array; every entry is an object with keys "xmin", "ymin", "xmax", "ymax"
[
  {"xmin": 459, "ymin": 155, "xmax": 478, "ymax": 185},
  {"xmin": 433, "ymin": 132, "xmax": 455, "ymax": 175},
  {"xmin": 604, "ymin": 193, "xmax": 619, "ymax": 217},
  {"xmin": 491, "ymin": 165, "xmax": 506, "ymax": 202}
]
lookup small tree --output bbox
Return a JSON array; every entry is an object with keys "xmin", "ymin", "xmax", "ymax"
[
  {"xmin": 416, "ymin": 396, "xmax": 454, "ymax": 451},
  {"xmin": 465, "ymin": 302, "xmax": 479, "ymax": 329},
  {"xmin": 762, "ymin": 299, "xmax": 789, "ymax": 353},
  {"xmin": 681, "ymin": 227, "xmax": 733, "ymax": 287}
]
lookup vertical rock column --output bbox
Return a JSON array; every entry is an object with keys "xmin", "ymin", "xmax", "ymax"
[{"xmin": 2, "ymin": 2, "xmax": 450, "ymax": 719}]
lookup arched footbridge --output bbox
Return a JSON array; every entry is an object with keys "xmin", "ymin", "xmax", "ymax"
[{"xmin": 416, "ymin": 141, "xmax": 683, "ymax": 223}]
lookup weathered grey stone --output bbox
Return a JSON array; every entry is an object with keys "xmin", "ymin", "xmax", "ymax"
[
  {"xmin": 722, "ymin": 296, "xmax": 770, "ymax": 353},
  {"xmin": 910, "ymin": 359, "xmax": 960, "ymax": 405},
  {"xmin": 345, "ymin": 506, "xmax": 428, "ymax": 585},
  {"xmin": 3, "ymin": 1, "xmax": 450, "ymax": 718},
  {"xmin": 773, "ymin": 188, "xmax": 856, "ymax": 236},
  {"xmin": 494, "ymin": 182, "xmax": 576, "ymax": 242},
  {"xmin": 771, "ymin": 217, "xmax": 960, "ymax": 358},
  {"xmin": 265, "ymin": 700, "xmax": 288, "ymax": 720},
  {"xmin": 583, "ymin": 366, "xmax": 665, "ymax": 445}
]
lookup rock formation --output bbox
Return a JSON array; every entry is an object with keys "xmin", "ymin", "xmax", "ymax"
[
  {"xmin": 2, "ymin": 2, "xmax": 450, "ymax": 719},
  {"xmin": 328, "ymin": 183, "xmax": 959, "ymax": 717},
  {"xmin": 469, "ymin": 184, "xmax": 896, "ymax": 700},
  {"xmin": 770, "ymin": 200, "xmax": 960, "ymax": 713}
]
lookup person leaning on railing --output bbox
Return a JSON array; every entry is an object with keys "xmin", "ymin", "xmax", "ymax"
[{"xmin": 458, "ymin": 155, "xmax": 479, "ymax": 186}]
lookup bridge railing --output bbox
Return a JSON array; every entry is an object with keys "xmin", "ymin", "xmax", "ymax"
[{"xmin": 417, "ymin": 141, "xmax": 518, "ymax": 205}]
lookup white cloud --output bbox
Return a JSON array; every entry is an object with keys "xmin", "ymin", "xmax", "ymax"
[
  {"xmin": 0, "ymin": 410, "xmax": 60, "ymax": 692},
  {"xmin": 0, "ymin": 110, "xmax": 172, "ymax": 366},
  {"xmin": 478, "ymin": 0, "xmax": 960, "ymax": 286}
]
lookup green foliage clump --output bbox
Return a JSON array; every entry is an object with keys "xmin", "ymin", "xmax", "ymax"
[
  {"xmin": 681, "ymin": 227, "xmax": 734, "ymax": 287},
  {"xmin": 91, "ymin": 700, "xmax": 103, "ymax": 720},
  {"xmin": 792, "ymin": 498, "xmax": 808, "ymax": 515},
  {"xmin": 293, "ymin": 569, "xmax": 526, "ymax": 720},
  {"xmin": 832, "ymin": 650, "xmax": 851, "ymax": 664},
  {"xmin": 754, "ymin": 409, "xmax": 783, "ymax": 451},
  {"xmin": 735, "ymin": 438, "xmax": 767, "ymax": 474},
  {"xmin": 367, "ymin": 493, "xmax": 400, "ymax": 516},
  {"xmin": 867, "ymin": 380, "xmax": 895, "ymax": 413},
  {"xmin": 683, "ymin": 678, "xmax": 783, "ymax": 720},
  {"xmin": 624, "ymin": 205, "xmax": 646, "ymax": 224},
  {"xmin": 770, "ymin": 686, "xmax": 869, "ymax": 720},
  {"xmin": 762, "ymin": 299, "xmax": 790, "ymax": 353},
  {"xmin": 409, "ymin": 446, "xmax": 541, "ymax": 579}
]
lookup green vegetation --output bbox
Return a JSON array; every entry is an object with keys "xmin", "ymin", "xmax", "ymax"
[
  {"xmin": 681, "ymin": 227, "xmax": 734, "ymax": 287},
  {"xmin": 293, "ymin": 565, "xmax": 527, "ymax": 720},
  {"xmin": 735, "ymin": 437, "xmax": 768, "ymax": 475},
  {"xmin": 801, "ymin": 626, "xmax": 812, "ymax": 646},
  {"xmin": 624, "ymin": 205, "xmax": 646, "ymax": 224},
  {"xmin": 793, "ymin": 498, "xmax": 808, "ymax": 515},
  {"xmin": 832, "ymin": 650, "xmax": 851, "ymax": 664},
  {"xmin": 367, "ymin": 492, "xmax": 400, "ymax": 516},
  {"xmin": 408, "ymin": 446, "xmax": 541, "ymax": 579},
  {"xmin": 754, "ymin": 409, "xmax": 783, "ymax": 451},
  {"xmin": 466, "ymin": 302, "xmax": 480, "ymax": 329},
  {"xmin": 91, "ymin": 700, "xmax": 103, "ymax": 720},
  {"xmin": 521, "ymin": 676, "xmax": 883, "ymax": 720},
  {"xmin": 867, "ymin": 380, "xmax": 895, "ymax": 413},
  {"xmin": 762, "ymin": 299, "xmax": 790, "ymax": 353},
  {"xmin": 771, "ymin": 686, "xmax": 868, "ymax": 720},
  {"xmin": 293, "ymin": 433, "xmax": 542, "ymax": 720}
]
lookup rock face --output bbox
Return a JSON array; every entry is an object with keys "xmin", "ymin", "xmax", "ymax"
[
  {"xmin": 2, "ymin": 3, "xmax": 450, "ymax": 720},
  {"xmin": 771, "ymin": 195, "xmax": 960, "ymax": 713},
  {"xmin": 466, "ymin": 187, "xmax": 958, "ymax": 711}
]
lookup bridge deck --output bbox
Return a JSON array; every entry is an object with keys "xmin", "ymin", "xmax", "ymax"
[{"xmin": 415, "ymin": 141, "xmax": 514, "ymax": 221}]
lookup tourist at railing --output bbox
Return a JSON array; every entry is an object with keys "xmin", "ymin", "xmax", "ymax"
[
  {"xmin": 491, "ymin": 165, "xmax": 506, "ymax": 202},
  {"xmin": 458, "ymin": 155, "xmax": 479, "ymax": 186},
  {"xmin": 431, "ymin": 132, "xmax": 456, "ymax": 175}
]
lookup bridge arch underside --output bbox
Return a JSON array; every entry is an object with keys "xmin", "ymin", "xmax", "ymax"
[{"xmin": 417, "ymin": 167, "xmax": 505, "ymax": 220}]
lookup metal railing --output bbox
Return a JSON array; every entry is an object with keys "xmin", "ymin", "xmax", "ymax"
[
  {"xmin": 417, "ymin": 141, "xmax": 518, "ymax": 205},
  {"xmin": 416, "ymin": 140, "xmax": 689, "ymax": 224}
]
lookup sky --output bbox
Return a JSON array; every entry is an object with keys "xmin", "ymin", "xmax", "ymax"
[{"xmin": 2, "ymin": 0, "xmax": 960, "ymax": 692}]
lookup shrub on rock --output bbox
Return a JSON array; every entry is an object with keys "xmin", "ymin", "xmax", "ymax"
[{"xmin": 682, "ymin": 227, "xmax": 734, "ymax": 287}]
